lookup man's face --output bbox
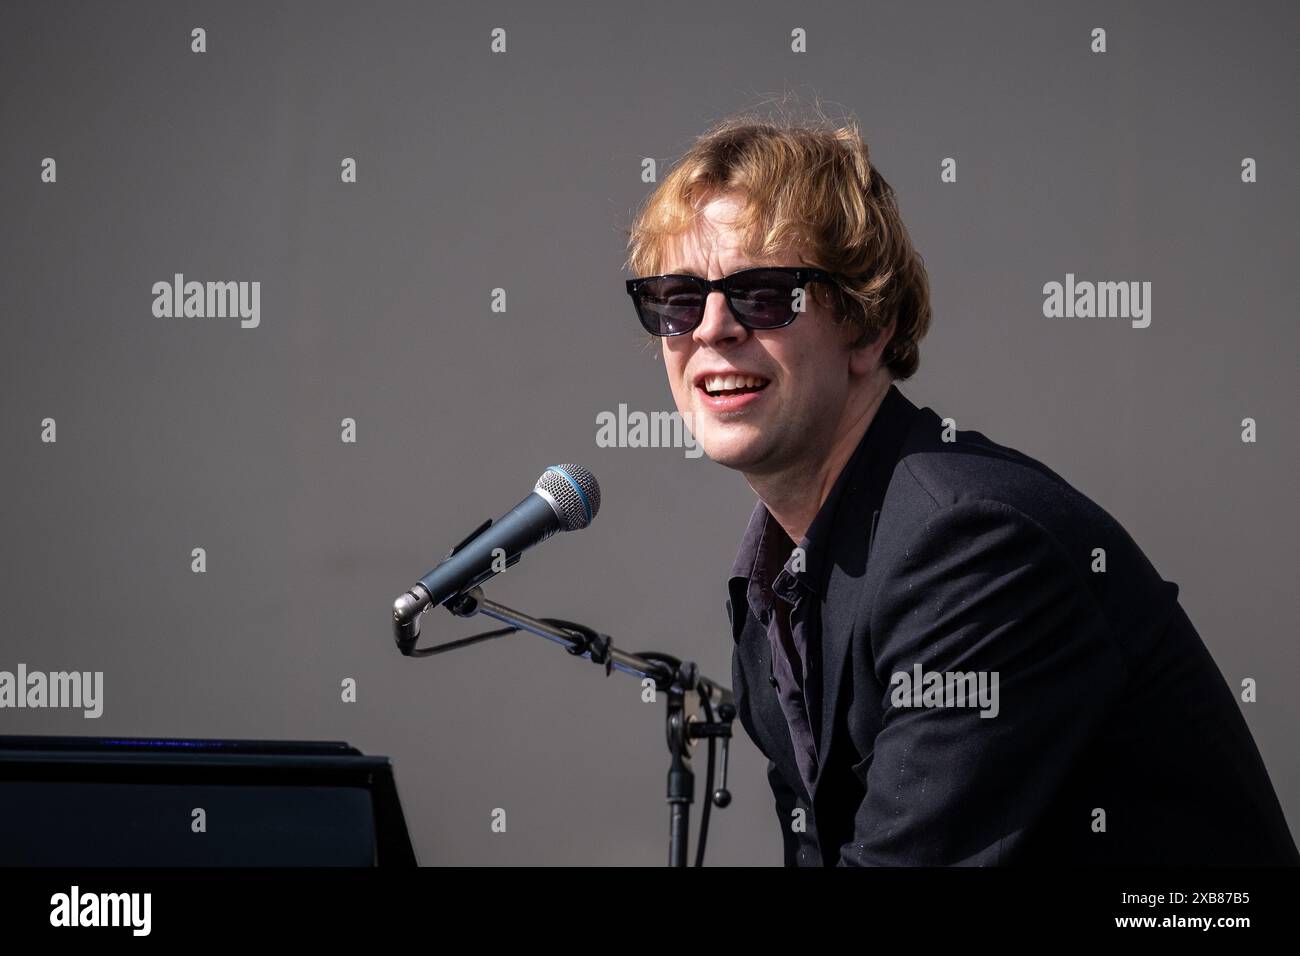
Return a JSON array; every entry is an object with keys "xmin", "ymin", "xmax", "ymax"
[{"xmin": 658, "ymin": 192, "xmax": 865, "ymax": 477}]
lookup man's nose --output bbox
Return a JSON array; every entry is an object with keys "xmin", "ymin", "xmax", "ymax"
[{"xmin": 692, "ymin": 290, "xmax": 747, "ymax": 347}]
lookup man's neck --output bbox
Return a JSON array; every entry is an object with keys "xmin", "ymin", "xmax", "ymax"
[{"xmin": 747, "ymin": 378, "xmax": 893, "ymax": 546}]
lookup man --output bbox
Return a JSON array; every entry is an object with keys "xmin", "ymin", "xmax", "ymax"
[{"xmin": 623, "ymin": 115, "xmax": 1298, "ymax": 866}]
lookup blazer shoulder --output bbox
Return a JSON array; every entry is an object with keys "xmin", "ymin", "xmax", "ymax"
[
  {"xmin": 882, "ymin": 405, "xmax": 1147, "ymax": 551},
  {"xmin": 891, "ymin": 406, "xmax": 1087, "ymax": 516},
  {"xmin": 871, "ymin": 404, "xmax": 1180, "ymax": 656}
]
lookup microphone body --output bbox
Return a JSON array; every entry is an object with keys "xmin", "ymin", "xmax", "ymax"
[
  {"xmin": 393, "ymin": 464, "xmax": 600, "ymax": 645},
  {"xmin": 417, "ymin": 491, "xmax": 561, "ymax": 609}
]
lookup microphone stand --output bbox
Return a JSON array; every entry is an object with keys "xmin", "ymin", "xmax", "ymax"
[{"xmin": 394, "ymin": 583, "xmax": 737, "ymax": 867}]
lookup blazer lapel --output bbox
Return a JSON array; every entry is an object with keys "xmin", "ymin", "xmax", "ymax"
[
  {"xmin": 808, "ymin": 386, "xmax": 921, "ymax": 806},
  {"xmin": 808, "ymin": 506, "xmax": 874, "ymax": 804}
]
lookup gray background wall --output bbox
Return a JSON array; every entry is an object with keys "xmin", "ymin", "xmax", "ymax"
[{"xmin": 1, "ymin": 0, "xmax": 1294, "ymax": 865}]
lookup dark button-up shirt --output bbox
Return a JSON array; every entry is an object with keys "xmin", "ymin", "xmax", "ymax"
[{"xmin": 727, "ymin": 405, "xmax": 881, "ymax": 798}]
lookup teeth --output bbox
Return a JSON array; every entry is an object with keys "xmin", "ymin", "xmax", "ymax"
[{"xmin": 703, "ymin": 374, "xmax": 768, "ymax": 393}]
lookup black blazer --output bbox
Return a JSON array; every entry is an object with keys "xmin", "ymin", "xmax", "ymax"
[{"xmin": 727, "ymin": 384, "xmax": 1299, "ymax": 866}]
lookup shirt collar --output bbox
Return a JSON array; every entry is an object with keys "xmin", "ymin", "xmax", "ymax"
[{"xmin": 728, "ymin": 382, "xmax": 917, "ymax": 608}]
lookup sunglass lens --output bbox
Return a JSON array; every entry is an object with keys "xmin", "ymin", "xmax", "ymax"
[
  {"xmin": 636, "ymin": 277, "xmax": 704, "ymax": 335},
  {"xmin": 728, "ymin": 270, "xmax": 801, "ymax": 328}
]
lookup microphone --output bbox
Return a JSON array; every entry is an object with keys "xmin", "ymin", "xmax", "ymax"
[{"xmin": 392, "ymin": 464, "xmax": 601, "ymax": 644}]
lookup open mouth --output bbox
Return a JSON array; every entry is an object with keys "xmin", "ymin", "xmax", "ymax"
[{"xmin": 699, "ymin": 374, "xmax": 771, "ymax": 397}]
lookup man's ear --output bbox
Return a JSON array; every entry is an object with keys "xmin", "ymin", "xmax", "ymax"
[{"xmin": 848, "ymin": 317, "xmax": 896, "ymax": 376}]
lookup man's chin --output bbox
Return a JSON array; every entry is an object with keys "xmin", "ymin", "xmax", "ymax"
[{"xmin": 695, "ymin": 432, "xmax": 769, "ymax": 471}]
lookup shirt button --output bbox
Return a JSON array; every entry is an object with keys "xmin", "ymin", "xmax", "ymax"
[{"xmin": 768, "ymin": 675, "xmax": 778, "ymax": 687}]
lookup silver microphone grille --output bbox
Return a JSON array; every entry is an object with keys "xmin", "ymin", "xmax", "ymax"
[{"xmin": 535, "ymin": 464, "xmax": 601, "ymax": 532}]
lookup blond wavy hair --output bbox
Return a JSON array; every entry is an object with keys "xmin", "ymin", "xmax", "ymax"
[{"xmin": 623, "ymin": 99, "xmax": 931, "ymax": 380}]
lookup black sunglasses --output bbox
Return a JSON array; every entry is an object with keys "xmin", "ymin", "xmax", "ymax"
[{"xmin": 625, "ymin": 266, "xmax": 837, "ymax": 336}]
